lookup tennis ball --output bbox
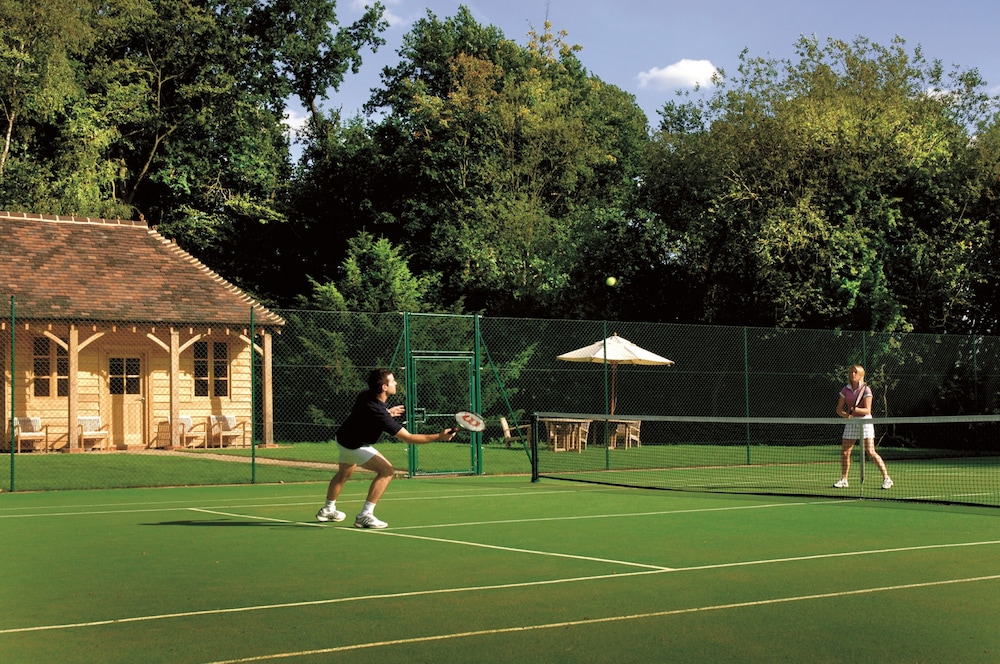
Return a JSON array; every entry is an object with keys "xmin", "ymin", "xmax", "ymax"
[{"xmin": 606, "ymin": 276, "xmax": 617, "ymax": 287}]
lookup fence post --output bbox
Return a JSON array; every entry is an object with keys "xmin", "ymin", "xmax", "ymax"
[
  {"xmin": 8, "ymin": 295, "xmax": 15, "ymax": 491},
  {"xmin": 531, "ymin": 412, "xmax": 539, "ymax": 482},
  {"xmin": 744, "ymin": 326, "xmax": 751, "ymax": 463},
  {"xmin": 474, "ymin": 314, "xmax": 483, "ymax": 475},
  {"xmin": 250, "ymin": 306, "xmax": 256, "ymax": 483}
]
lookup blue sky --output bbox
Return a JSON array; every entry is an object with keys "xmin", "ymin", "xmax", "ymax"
[{"xmin": 290, "ymin": 0, "xmax": 1000, "ymax": 130}]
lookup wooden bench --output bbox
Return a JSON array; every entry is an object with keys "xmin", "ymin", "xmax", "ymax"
[
  {"xmin": 209, "ymin": 415, "xmax": 248, "ymax": 448},
  {"xmin": 11, "ymin": 416, "xmax": 50, "ymax": 453},
  {"xmin": 78, "ymin": 416, "xmax": 110, "ymax": 451}
]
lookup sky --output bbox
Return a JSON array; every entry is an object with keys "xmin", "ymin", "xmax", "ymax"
[{"xmin": 288, "ymin": 0, "xmax": 1000, "ymax": 130}]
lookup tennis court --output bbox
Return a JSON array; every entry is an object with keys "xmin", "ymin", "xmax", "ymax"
[{"xmin": 2, "ymin": 475, "xmax": 998, "ymax": 663}]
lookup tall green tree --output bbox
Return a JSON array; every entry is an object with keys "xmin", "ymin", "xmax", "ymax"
[
  {"xmin": 0, "ymin": 0, "xmax": 133, "ymax": 216},
  {"xmin": 0, "ymin": 0, "xmax": 388, "ymax": 303},
  {"xmin": 644, "ymin": 36, "xmax": 1000, "ymax": 333},
  {"xmin": 305, "ymin": 231, "xmax": 428, "ymax": 313},
  {"xmin": 352, "ymin": 8, "xmax": 649, "ymax": 315}
]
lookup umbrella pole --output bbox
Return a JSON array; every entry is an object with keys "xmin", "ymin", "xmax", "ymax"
[{"xmin": 610, "ymin": 363, "xmax": 617, "ymax": 416}]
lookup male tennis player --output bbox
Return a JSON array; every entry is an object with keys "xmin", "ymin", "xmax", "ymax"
[
  {"xmin": 316, "ymin": 368, "xmax": 457, "ymax": 528},
  {"xmin": 833, "ymin": 364, "xmax": 892, "ymax": 489}
]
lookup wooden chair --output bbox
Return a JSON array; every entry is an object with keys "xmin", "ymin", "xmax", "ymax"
[
  {"xmin": 546, "ymin": 419, "xmax": 590, "ymax": 452},
  {"xmin": 176, "ymin": 415, "xmax": 208, "ymax": 448},
  {"xmin": 610, "ymin": 420, "xmax": 641, "ymax": 449},
  {"xmin": 12, "ymin": 416, "xmax": 49, "ymax": 453},
  {"xmin": 499, "ymin": 416, "xmax": 531, "ymax": 448},
  {"xmin": 78, "ymin": 416, "xmax": 110, "ymax": 451},
  {"xmin": 573, "ymin": 420, "xmax": 591, "ymax": 452},
  {"xmin": 209, "ymin": 415, "xmax": 248, "ymax": 447}
]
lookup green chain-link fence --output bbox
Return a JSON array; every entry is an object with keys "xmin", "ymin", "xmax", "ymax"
[{"xmin": 4, "ymin": 301, "xmax": 999, "ymax": 493}]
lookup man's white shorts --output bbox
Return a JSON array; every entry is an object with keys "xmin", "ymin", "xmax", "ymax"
[
  {"xmin": 842, "ymin": 417, "xmax": 875, "ymax": 441},
  {"xmin": 337, "ymin": 443, "xmax": 379, "ymax": 465}
]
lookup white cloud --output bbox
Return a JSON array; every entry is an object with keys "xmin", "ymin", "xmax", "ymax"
[
  {"xmin": 283, "ymin": 108, "xmax": 309, "ymax": 137},
  {"xmin": 637, "ymin": 59, "xmax": 718, "ymax": 90}
]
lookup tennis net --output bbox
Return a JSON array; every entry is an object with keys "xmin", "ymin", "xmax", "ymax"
[{"xmin": 530, "ymin": 412, "xmax": 1000, "ymax": 507}]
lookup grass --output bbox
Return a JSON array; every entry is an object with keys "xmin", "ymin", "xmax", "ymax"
[
  {"xmin": 3, "ymin": 440, "xmax": 997, "ymax": 509},
  {"xmin": 1, "ymin": 477, "xmax": 998, "ymax": 663}
]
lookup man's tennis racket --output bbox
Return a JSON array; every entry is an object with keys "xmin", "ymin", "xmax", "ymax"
[{"xmin": 455, "ymin": 411, "xmax": 487, "ymax": 432}]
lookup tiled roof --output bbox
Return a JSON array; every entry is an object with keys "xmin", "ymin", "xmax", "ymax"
[{"xmin": 0, "ymin": 211, "xmax": 284, "ymax": 327}]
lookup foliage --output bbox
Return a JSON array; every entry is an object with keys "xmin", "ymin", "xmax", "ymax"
[
  {"xmin": 303, "ymin": 231, "xmax": 429, "ymax": 313},
  {"xmin": 0, "ymin": 0, "xmax": 387, "ymax": 302},
  {"xmin": 351, "ymin": 8, "xmax": 650, "ymax": 315},
  {"xmin": 644, "ymin": 36, "xmax": 1000, "ymax": 334},
  {"xmin": 3, "ymin": 3, "xmax": 1000, "ymax": 336}
]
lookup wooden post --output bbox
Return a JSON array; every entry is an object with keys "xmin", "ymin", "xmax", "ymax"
[
  {"xmin": 169, "ymin": 327, "xmax": 180, "ymax": 449},
  {"xmin": 261, "ymin": 330, "xmax": 273, "ymax": 446},
  {"xmin": 67, "ymin": 325, "xmax": 79, "ymax": 451}
]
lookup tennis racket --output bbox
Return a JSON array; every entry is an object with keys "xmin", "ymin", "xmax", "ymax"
[
  {"xmin": 455, "ymin": 411, "xmax": 487, "ymax": 432},
  {"xmin": 849, "ymin": 381, "xmax": 866, "ymax": 414}
]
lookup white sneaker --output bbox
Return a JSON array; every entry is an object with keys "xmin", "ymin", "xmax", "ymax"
[
  {"xmin": 316, "ymin": 507, "xmax": 345, "ymax": 522},
  {"xmin": 354, "ymin": 513, "xmax": 388, "ymax": 529},
  {"xmin": 833, "ymin": 478, "xmax": 849, "ymax": 488},
  {"xmin": 882, "ymin": 477, "xmax": 893, "ymax": 490}
]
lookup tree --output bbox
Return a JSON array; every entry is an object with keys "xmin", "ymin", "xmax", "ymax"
[
  {"xmin": 644, "ymin": 36, "xmax": 1000, "ymax": 333},
  {"xmin": 1, "ymin": 0, "xmax": 389, "ymax": 305},
  {"xmin": 356, "ymin": 8, "xmax": 649, "ymax": 316},
  {"xmin": 0, "ymin": 0, "xmax": 135, "ymax": 217},
  {"xmin": 305, "ymin": 231, "xmax": 428, "ymax": 313}
]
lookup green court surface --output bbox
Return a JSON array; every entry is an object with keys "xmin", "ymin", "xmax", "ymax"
[{"xmin": 1, "ymin": 476, "xmax": 998, "ymax": 663}]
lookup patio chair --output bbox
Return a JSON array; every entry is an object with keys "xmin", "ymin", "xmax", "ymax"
[
  {"xmin": 499, "ymin": 416, "xmax": 531, "ymax": 448},
  {"xmin": 78, "ymin": 416, "xmax": 110, "ymax": 451},
  {"xmin": 12, "ymin": 416, "xmax": 50, "ymax": 453},
  {"xmin": 176, "ymin": 415, "xmax": 208, "ymax": 448},
  {"xmin": 209, "ymin": 415, "xmax": 248, "ymax": 447}
]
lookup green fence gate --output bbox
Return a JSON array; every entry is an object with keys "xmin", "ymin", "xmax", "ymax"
[{"xmin": 403, "ymin": 316, "xmax": 486, "ymax": 477}]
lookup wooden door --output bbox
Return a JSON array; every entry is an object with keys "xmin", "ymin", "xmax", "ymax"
[{"xmin": 108, "ymin": 354, "xmax": 146, "ymax": 448}]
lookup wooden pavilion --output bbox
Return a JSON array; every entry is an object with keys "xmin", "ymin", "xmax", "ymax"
[{"xmin": 1, "ymin": 211, "xmax": 284, "ymax": 452}]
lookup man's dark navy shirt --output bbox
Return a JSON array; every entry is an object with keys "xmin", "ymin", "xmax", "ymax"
[{"xmin": 336, "ymin": 389, "xmax": 403, "ymax": 449}]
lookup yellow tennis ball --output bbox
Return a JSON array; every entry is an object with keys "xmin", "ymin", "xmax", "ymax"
[{"xmin": 606, "ymin": 276, "xmax": 617, "ymax": 287}]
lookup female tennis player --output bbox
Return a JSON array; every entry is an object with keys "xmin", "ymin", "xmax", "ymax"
[
  {"xmin": 833, "ymin": 364, "xmax": 892, "ymax": 489},
  {"xmin": 316, "ymin": 368, "xmax": 457, "ymax": 528}
]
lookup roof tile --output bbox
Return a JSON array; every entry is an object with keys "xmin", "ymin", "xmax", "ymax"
[{"xmin": 0, "ymin": 211, "xmax": 283, "ymax": 326}]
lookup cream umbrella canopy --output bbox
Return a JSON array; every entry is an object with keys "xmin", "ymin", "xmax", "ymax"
[{"xmin": 556, "ymin": 333, "xmax": 674, "ymax": 415}]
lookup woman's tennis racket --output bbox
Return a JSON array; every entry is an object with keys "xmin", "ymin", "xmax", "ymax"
[
  {"xmin": 455, "ymin": 411, "xmax": 487, "ymax": 432},
  {"xmin": 849, "ymin": 381, "xmax": 866, "ymax": 414}
]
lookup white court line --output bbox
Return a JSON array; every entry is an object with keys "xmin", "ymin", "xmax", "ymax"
[
  {"xmin": 202, "ymin": 574, "xmax": 1000, "ymax": 664},
  {"xmin": 388, "ymin": 500, "xmax": 838, "ymax": 530},
  {"xmin": 189, "ymin": 508, "xmax": 327, "ymax": 528},
  {"xmin": 0, "ymin": 494, "xmax": 330, "ymax": 514},
  {"xmin": 189, "ymin": 508, "xmax": 673, "ymax": 570},
  {"xmin": 0, "ymin": 571, "xmax": 670, "ymax": 635},
  {"xmin": 0, "ymin": 488, "xmax": 608, "ymax": 519}
]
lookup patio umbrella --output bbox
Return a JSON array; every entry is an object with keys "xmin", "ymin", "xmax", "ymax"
[{"xmin": 556, "ymin": 333, "xmax": 674, "ymax": 415}]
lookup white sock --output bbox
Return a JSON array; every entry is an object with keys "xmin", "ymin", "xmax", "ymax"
[
  {"xmin": 325, "ymin": 500, "xmax": 336, "ymax": 511},
  {"xmin": 361, "ymin": 501, "xmax": 376, "ymax": 515}
]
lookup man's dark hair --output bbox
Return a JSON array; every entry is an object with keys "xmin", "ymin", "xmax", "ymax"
[{"xmin": 367, "ymin": 368, "xmax": 394, "ymax": 393}]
